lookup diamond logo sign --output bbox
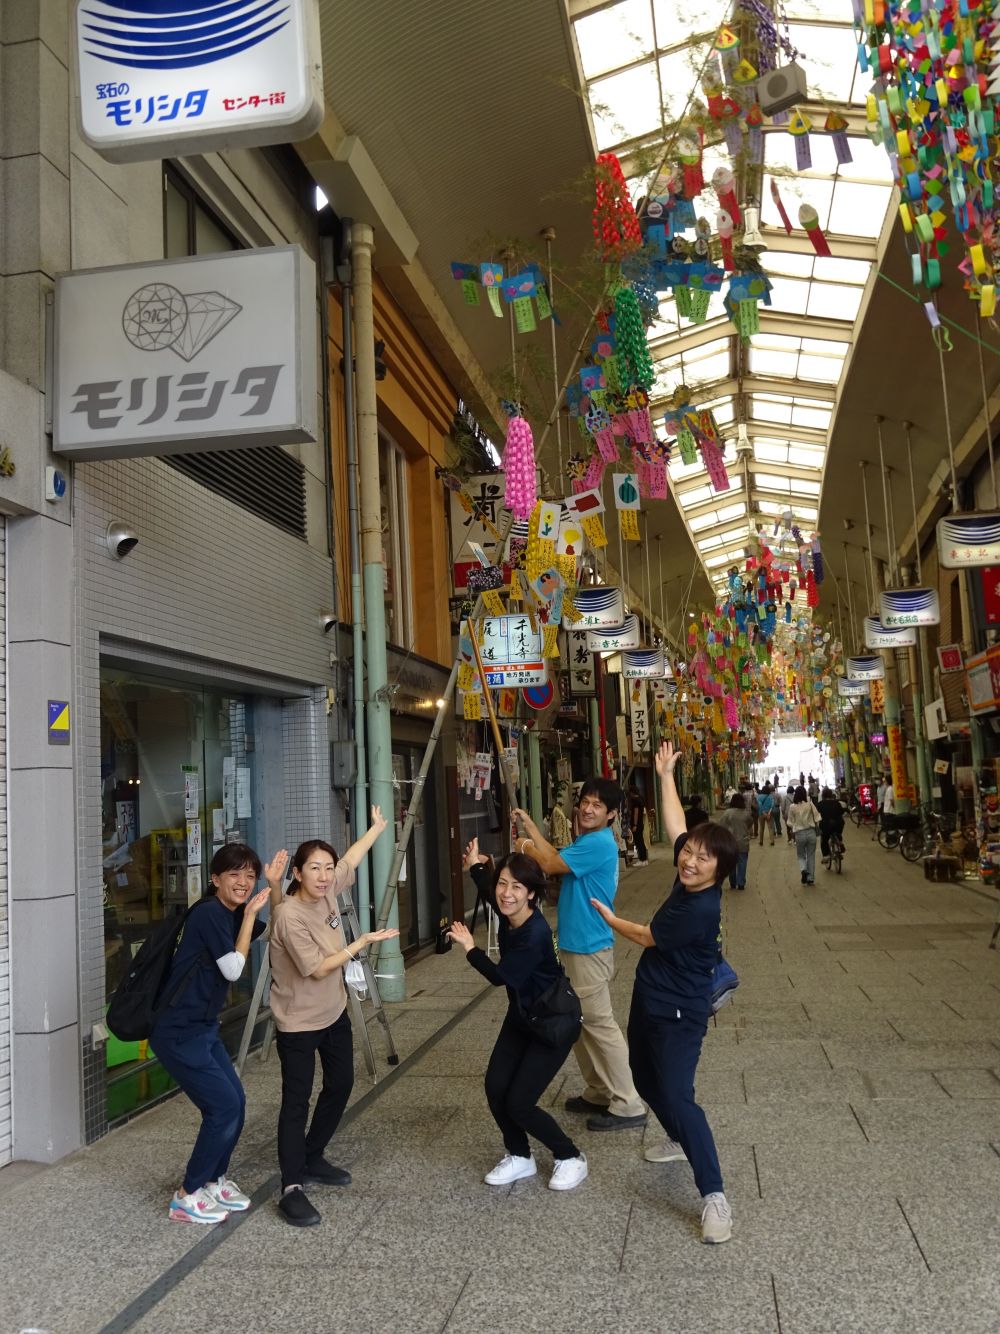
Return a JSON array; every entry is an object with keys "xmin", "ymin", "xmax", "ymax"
[{"xmin": 122, "ymin": 284, "xmax": 242, "ymax": 360}]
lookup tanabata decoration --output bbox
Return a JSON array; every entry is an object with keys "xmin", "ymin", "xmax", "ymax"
[
  {"xmin": 769, "ymin": 178, "xmax": 794, "ymax": 234},
  {"xmin": 677, "ymin": 130, "xmax": 705, "ymax": 200},
  {"xmin": 503, "ymin": 416, "xmax": 537, "ymax": 521},
  {"xmin": 745, "ymin": 101, "xmax": 765, "ymax": 163},
  {"xmin": 799, "ymin": 203, "xmax": 831, "ymax": 256},
  {"xmin": 711, "ymin": 166, "xmax": 742, "ymax": 226},
  {"xmin": 824, "ymin": 111, "xmax": 852, "ymax": 165},
  {"xmin": 725, "ymin": 271, "xmax": 773, "ymax": 338},
  {"xmin": 614, "ymin": 287, "xmax": 656, "ymax": 391},
  {"xmin": 593, "ymin": 152, "xmax": 642, "ymax": 259},
  {"xmin": 718, "ymin": 210, "xmax": 736, "ymax": 270},
  {"xmin": 788, "ymin": 107, "xmax": 813, "ymax": 170}
]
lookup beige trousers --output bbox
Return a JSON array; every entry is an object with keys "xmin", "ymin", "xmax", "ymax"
[{"xmin": 561, "ymin": 948, "xmax": 645, "ymax": 1117}]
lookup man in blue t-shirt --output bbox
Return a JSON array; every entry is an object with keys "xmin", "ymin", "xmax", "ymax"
[{"xmin": 512, "ymin": 778, "xmax": 647, "ymax": 1131}]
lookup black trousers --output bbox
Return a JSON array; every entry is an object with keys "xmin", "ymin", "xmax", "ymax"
[
  {"xmin": 485, "ymin": 1008, "xmax": 579, "ymax": 1161},
  {"xmin": 632, "ymin": 816, "xmax": 647, "ymax": 862},
  {"xmin": 276, "ymin": 1009, "xmax": 354, "ymax": 1190},
  {"xmin": 820, "ymin": 823, "xmax": 844, "ymax": 856}
]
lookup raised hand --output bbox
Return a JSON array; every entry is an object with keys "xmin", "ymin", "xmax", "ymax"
[
  {"xmin": 263, "ymin": 849, "xmax": 289, "ymax": 894},
  {"xmin": 363, "ymin": 927, "xmax": 399, "ymax": 945},
  {"xmin": 446, "ymin": 920, "xmax": 475, "ymax": 952},
  {"xmin": 370, "ymin": 805, "xmax": 388, "ymax": 836},
  {"xmin": 655, "ymin": 740, "xmax": 679, "ymax": 778},
  {"xmin": 246, "ymin": 886, "xmax": 272, "ymax": 917},
  {"xmin": 463, "ymin": 837, "xmax": 488, "ymax": 870}
]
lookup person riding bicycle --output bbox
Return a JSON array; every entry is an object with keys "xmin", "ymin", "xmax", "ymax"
[{"xmin": 817, "ymin": 788, "xmax": 845, "ymax": 865}]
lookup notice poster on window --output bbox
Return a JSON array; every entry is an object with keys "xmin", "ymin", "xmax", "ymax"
[
  {"xmin": 186, "ymin": 866, "xmax": 203, "ymax": 906},
  {"xmin": 223, "ymin": 756, "xmax": 236, "ymax": 827},
  {"xmin": 236, "ymin": 766, "xmax": 251, "ymax": 819},
  {"xmin": 183, "ymin": 765, "xmax": 199, "ymax": 819},
  {"xmin": 187, "ymin": 819, "xmax": 202, "ymax": 866},
  {"xmin": 212, "ymin": 808, "xmax": 225, "ymax": 850}
]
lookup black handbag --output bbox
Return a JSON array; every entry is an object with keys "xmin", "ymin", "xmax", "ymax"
[{"xmin": 517, "ymin": 971, "xmax": 583, "ymax": 1048}]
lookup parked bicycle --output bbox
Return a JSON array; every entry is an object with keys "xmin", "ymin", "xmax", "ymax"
[{"xmin": 848, "ymin": 798, "xmax": 877, "ymax": 829}]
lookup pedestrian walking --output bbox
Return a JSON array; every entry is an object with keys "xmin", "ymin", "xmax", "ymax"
[
  {"xmin": 151, "ymin": 843, "xmax": 284, "ymax": 1224},
  {"xmin": 627, "ymin": 782, "xmax": 649, "ymax": 866},
  {"xmin": 685, "ymin": 793, "xmax": 709, "ymax": 831},
  {"xmin": 716, "ymin": 793, "xmax": 751, "ymax": 890},
  {"xmin": 449, "ymin": 842, "xmax": 588, "ymax": 1191},
  {"xmin": 781, "ymin": 784, "xmax": 795, "ymax": 843},
  {"xmin": 268, "ymin": 811, "xmax": 397, "ymax": 1226},
  {"xmin": 817, "ymin": 788, "xmax": 846, "ymax": 866},
  {"xmin": 512, "ymin": 779, "xmax": 647, "ymax": 1131},
  {"xmin": 589, "ymin": 740, "xmax": 735, "ymax": 1244},
  {"xmin": 786, "ymin": 786, "xmax": 821, "ymax": 884},
  {"xmin": 756, "ymin": 783, "xmax": 776, "ymax": 846}
]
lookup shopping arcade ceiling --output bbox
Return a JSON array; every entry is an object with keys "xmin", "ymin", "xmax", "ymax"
[{"xmin": 314, "ymin": 0, "xmax": 1000, "ymax": 642}]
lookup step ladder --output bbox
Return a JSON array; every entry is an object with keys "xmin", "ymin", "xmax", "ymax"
[{"xmin": 235, "ymin": 886, "xmax": 398, "ymax": 1080}]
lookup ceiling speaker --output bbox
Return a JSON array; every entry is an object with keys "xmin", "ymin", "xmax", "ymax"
[{"xmin": 756, "ymin": 62, "xmax": 808, "ymax": 116}]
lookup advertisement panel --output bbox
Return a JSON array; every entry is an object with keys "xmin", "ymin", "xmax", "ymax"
[
  {"xmin": 879, "ymin": 587, "xmax": 941, "ymax": 628},
  {"xmin": 937, "ymin": 513, "xmax": 1000, "ymax": 568}
]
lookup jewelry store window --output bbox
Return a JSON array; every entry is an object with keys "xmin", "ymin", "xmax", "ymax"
[{"xmin": 101, "ymin": 666, "xmax": 262, "ymax": 1120}]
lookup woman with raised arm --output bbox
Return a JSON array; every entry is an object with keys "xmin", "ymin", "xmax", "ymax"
[
  {"xmin": 589, "ymin": 740, "xmax": 736, "ymax": 1245},
  {"xmin": 268, "ymin": 808, "xmax": 397, "ymax": 1227},
  {"xmin": 447, "ymin": 840, "xmax": 588, "ymax": 1193}
]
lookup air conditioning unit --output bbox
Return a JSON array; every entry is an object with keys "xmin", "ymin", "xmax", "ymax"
[{"xmin": 756, "ymin": 62, "xmax": 808, "ymax": 116}]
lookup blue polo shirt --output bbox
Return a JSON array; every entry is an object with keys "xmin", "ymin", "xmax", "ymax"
[{"xmin": 557, "ymin": 826, "xmax": 618, "ymax": 954}]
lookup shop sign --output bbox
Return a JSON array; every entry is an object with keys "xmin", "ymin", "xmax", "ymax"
[
  {"xmin": 75, "ymin": 0, "xmax": 324, "ymax": 164},
  {"xmin": 564, "ymin": 586, "xmax": 624, "ymax": 629},
  {"xmin": 863, "ymin": 615, "xmax": 916, "ymax": 648},
  {"xmin": 450, "ymin": 474, "xmax": 506, "ymax": 593},
  {"xmin": 937, "ymin": 513, "xmax": 1000, "ymax": 569},
  {"xmin": 837, "ymin": 678, "xmax": 868, "ymax": 697},
  {"xmin": 477, "ymin": 615, "xmax": 545, "ymax": 687},
  {"xmin": 886, "ymin": 723, "xmax": 913, "ymax": 801},
  {"xmin": 965, "ymin": 646, "xmax": 1000, "ymax": 714},
  {"xmin": 54, "ymin": 246, "xmax": 317, "ymax": 459},
  {"xmin": 870, "ymin": 730, "xmax": 886, "ymax": 745},
  {"xmin": 879, "ymin": 587, "xmax": 940, "ymax": 628},
  {"xmin": 565, "ymin": 628, "xmax": 596, "ymax": 696},
  {"xmin": 870, "ymin": 678, "xmax": 885, "ymax": 713},
  {"xmin": 629, "ymin": 681, "xmax": 651, "ymax": 754},
  {"xmin": 981, "ymin": 566, "xmax": 1000, "ymax": 625},
  {"xmin": 623, "ymin": 648, "xmax": 667, "ymax": 679},
  {"xmin": 587, "ymin": 614, "xmax": 641, "ymax": 652},
  {"xmin": 925, "ymin": 697, "xmax": 948, "ymax": 740},
  {"xmin": 846, "ymin": 654, "xmax": 885, "ymax": 680},
  {"xmin": 937, "ymin": 643, "xmax": 964, "ymax": 675}
]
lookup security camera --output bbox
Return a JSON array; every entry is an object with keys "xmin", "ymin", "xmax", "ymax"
[
  {"xmin": 319, "ymin": 611, "xmax": 337, "ymax": 634},
  {"xmin": 106, "ymin": 521, "xmax": 138, "ymax": 559}
]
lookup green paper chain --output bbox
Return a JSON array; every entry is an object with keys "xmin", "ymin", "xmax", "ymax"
[{"xmin": 614, "ymin": 287, "xmax": 655, "ymax": 391}]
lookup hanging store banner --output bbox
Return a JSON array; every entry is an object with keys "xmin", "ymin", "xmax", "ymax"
[
  {"xmin": 450, "ymin": 474, "xmax": 507, "ymax": 592},
  {"xmin": 565, "ymin": 628, "xmax": 596, "ymax": 696},
  {"xmin": 75, "ymin": 0, "xmax": 324, "ymax": 164},
  {"xmin": 965, "ymin": 646, "xmax": 1000, "ymax": 715},
  {"xmin": 564, "ymin": 586, "xmax": 624, "ymax": 629},
  {"xmin": 886, "ymin": 723, "xmax": 912, "ymax": 801},
  {"xmin": 879, "ymin": 587, "xmax": 941, "ymax": 628},
  {"xmin": 937, "ymin": 513, "xmax": 1000, "ymax": 568},
  {"xmin": 863, "ymin": 615, "xmax": 916, "ymax": 649},
  {"xmin": 981, "ymin": 566, "xmax": 1000, "ymax": 625},
  {"xmin": 870, "ymin": 679, "xmax": 885, "ymax": 712},
  {"xmin": 937, "ymin": 644, "xmax": 964, "ymax": 675},
  {"xmin": 54, "ymin": 246, "xmax": 317, "ymax": 459},
  {"xmin": 586, "ymin": 614, "xmax": 642, "ymax": 652},
  {"xmin": 846, "ymin": 655, "xmax": 885, "ymax": 681},
  {"xmin": 837, "ymin": 678, "xmax": 869, "ymax": 697},
  {"xmin": 623, "ymin": 648, "xmax": 667, "ymax": 679},
  {"xmin": 629, "ymin": 681, "xmax": 651, "ymax": 754},
  {"xmin": 476, "ymin": 614, "xmax": 545, "ymax": 687}
]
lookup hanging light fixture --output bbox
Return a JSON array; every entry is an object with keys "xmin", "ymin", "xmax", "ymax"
[{"xmin": 741, "ymin": 205, "xmax": 767, "ymax": 251}]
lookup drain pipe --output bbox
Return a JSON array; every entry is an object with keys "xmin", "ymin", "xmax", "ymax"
[{"xmin": 336, "ymin": 221, "xmax": 371, "ymax": 931}]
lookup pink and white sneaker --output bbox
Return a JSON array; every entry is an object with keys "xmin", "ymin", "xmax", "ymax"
[
  {"xmin": 168, "ymin": 1187, "xmax": 229, "ymax": 1224},
  {"xmin": 205, "ymin": 1175, "xmax": 251, "ymax": 1211}
]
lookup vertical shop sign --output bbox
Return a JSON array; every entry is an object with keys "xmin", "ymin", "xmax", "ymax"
[
  {"xmin": 629, "ymin": 681, "xmax": 651, "ymax": 754},
  {"xmin": 75, "ymin": 0, "xmax": 324, "ymax": 163},
  {"xmin": 567, "ymin": 628, "xmax": 596, "ymax": 696},
  {"xmin": 886, "ymin": 723, "xmax": 913, "ymax": 801}
]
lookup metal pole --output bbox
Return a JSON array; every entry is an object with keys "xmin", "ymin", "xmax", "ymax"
[
  {"xmin": 339, "ymin": 237, "xmax": 371, "ymax": 932},
  {"xmin": 542, "ymin": 227, "xmax": 564, "ymax": 486},
  {"xmin": 351, "ymin": 221, "xmax": 403, "ymax": 999},
  {"xmin": 875, "ymin": 416, "xmax": 896, "ymax": 588},
  {"xmin": 842, "ymin": 542, "xmax": 858, "ymax": 651},
  {"xmin": 904, "ymin": 421, "xmax": 937, "ymax": 809},
  {"xmin": 860, "ymin": 462, "xmax": 877, "ymax": 611}
]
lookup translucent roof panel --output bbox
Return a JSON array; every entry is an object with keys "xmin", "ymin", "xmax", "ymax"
[{"xmin": 570, "ymin": 0, "xmax": 893, "ymax": 592}]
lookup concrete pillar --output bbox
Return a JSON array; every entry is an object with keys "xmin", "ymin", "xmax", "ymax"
[
  {"xmin": 527, "ymin": 729, "xmax": 543, "ymax": 825},
  {"xmin": 351, "ymin": 222, "xmax": 403, "ymax": 999}
]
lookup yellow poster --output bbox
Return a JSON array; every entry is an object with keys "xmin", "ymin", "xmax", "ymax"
[{"xmin": 886, "ymin": 723, "xmax": 910, "ymax": 800}]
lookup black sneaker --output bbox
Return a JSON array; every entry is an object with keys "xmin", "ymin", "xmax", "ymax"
[
  {"xmin": 304, "ymin": 1156, "xmax": 352, "ymax": 1187},
  {"xmin": 586, "ymin": 1111, "xmax": 648, "ymax": 1131},
  {"xmin": 278, "ymin": 1187, "xmax": 321, "ymax": 1227},
  {"xmin": 564, "ymin": 1096, "xmax": 609, "ymax": 1115}
]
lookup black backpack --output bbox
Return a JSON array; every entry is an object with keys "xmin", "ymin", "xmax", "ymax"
[{"xmin": 107, "ymin": 900, "xmax": 209, "ymax": 1041}]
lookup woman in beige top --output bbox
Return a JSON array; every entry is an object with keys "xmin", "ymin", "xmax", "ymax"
[{"xmin": 269, "ymin": 807, "xmax": 396, "ymax": 1227}]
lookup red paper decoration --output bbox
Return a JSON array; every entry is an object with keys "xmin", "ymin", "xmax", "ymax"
[{"xmin": 593, "ymin": 153, "xmax": 642, "ymax": 259}]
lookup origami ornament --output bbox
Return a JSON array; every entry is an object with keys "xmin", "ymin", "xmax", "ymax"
[
  {"xmin": 745, "ymin": 102, "xmax": 764, "ymax": 164},
  {"xmin": 677, "ymin": 131, "xmax": 704, "ymax": 200},
  {"xmin": 718, "ymin": 210, "xmax": 735, "ymax": 270},
  {"xmin": 711, "ymin": 167, "xmax": 741, "ymax": 225},
  {"xmin": 769, "ymin": 178, "xmax": 793, "ymax": 234},
  {"xmin": 799, "ymin": 203, "xmax": 831, "ymax": 256},
  {"xmin": 824, "ymin": 111, "xmax": 852, "ymax": 165},
  {"xmin": 788, "ymin": 108, "xmax": 813, "ymax": 170},
  {"xmin": 614, "ymin": 287, "xmax": 655, "ymax": 390},
  {"xmin": 503, "ymin": 416, "xmax": 537, "ymax": 521},
  {"xmin": 593, "ymin": 152, "xmax": 642, "ymax": 259}
]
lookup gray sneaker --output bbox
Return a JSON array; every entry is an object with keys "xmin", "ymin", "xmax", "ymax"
[
  {"xmin": 701, "ymin": 1192, "xmax": 733, "ymax": 1244},
  {"xmin": 644, "ymin": 1136, "xmax": 687, "ymax": 1163}
]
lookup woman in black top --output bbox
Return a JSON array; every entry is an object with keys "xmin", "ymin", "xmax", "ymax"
[
  {"xmin": 817, "ymin": 787, "xmax": 846, "ymax": 863},
  {"xmin": 447, "ymin": 841, "xmax": 587, "ymax": 1192},
  {"xmin": 590, "ymin": 741, "xmax": 736, "ymax": 1245}
]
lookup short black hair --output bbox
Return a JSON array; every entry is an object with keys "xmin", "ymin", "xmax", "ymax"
[
  {"xmin": 208, "ymin": 842, "xmax": 262, "ymax": 892},
  {"xmin": 492, "ymin": 853, "xmax": 548, "ymax": 905},
  {"xmin": 683, "ymin": 821, "xmax": 738, "ymax": 883},
  {"xmin": 728, "ymin": 792, "xmax": 744, "ymax": 809},
  {"xmin": 579, "ymin": 776, "xmax": 622, "ymax": 816},
  {"xmin": 793, "ymin": 785, "xmax": 808, "ymax": 802}
]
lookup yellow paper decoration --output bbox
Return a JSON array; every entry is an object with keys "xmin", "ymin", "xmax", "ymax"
[
  {"xmin": 498, "ymin": 688, "xmax": 516, "ymax": 717},
  {"xmin": 620, "ymin": 509, "xmax": 640, "ymax": 542},
  {"xmin": 562, "ymin": 594, "xmax": 582, "ymax": 623},
  {"xmin": 482, "ymin": 589, "xmax": 506, "ymax": 616},
  {"xmin": 463, "ymin": 692, "xmax": 482, "ymax": 720},
  {"xmin": 543, "ymin": 624, "xmax": 560, "ymax": 658},
  {"xmin": 525, "ymin": 501, "xmax": 546, "ymax": 582},
  {"xmin": 458, "ymin": 662, "xmax": 477, "ymax": 691},
  {"xmin": 582, "ymin": 515, "xmax": 607, "ymax": 548},
  {"xmin": 555, "ymin": 553, "xmax": 576, "ymax": 583}
]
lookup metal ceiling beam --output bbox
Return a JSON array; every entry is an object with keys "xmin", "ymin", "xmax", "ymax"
[
  {"xmin": 760, "ymin": 230, "xmax": 879, "ymax": 262},
  {"xmin": 651, "ymin": 374, "xmax": 839, "ymax": 409}
]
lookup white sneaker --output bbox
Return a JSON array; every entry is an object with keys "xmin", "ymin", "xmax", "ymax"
[
  {"xmin": 548, "ymin": 1154, "xmax": 588, "ymax": 1191},
  {"xmin": 701, "ymin": 1191, "xmax": 733, "ymax": 1244},
  {"xmin": 644, "ymin": 1136, "xmax": 687, "ymax": 1163},
  {"xmin": 484, "ymin": 1153, "xmax": 537, "ymax": 1186},
  {"xmin": 168, "ymin": 1187, "xmax": 228, "ymax": 1224},
  {"xmin": 205, "ymin": 1175, "xmax": 251, "ymax": 1211}
]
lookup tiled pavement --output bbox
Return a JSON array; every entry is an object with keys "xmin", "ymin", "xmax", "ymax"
[{"xmin": 4, "ymin": 827, "xmax": 1000, "ymax": 1333}]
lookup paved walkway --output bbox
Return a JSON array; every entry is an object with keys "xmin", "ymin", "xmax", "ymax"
[{"xmin": 4, "ymin": 828, "xmax": 1000, "ymax": 1333}]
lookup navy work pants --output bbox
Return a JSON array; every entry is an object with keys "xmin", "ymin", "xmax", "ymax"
[
  {"xmin": 627, "ymin": 991, "xmax": 723, "ymax": 1197},
  {"xmin": 152, "ymin": 1023, "xmax": 245, "ymax": 1195}
]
